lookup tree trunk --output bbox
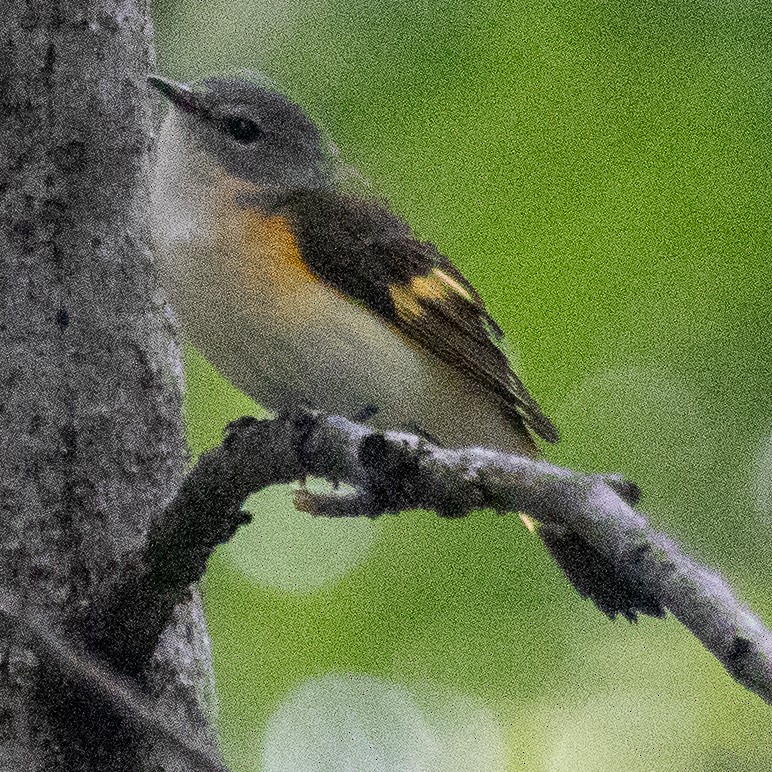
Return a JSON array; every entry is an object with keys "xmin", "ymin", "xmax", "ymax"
[{"xmin": 0, "ymin": 1, "xmax": 218, "ymax": 769}]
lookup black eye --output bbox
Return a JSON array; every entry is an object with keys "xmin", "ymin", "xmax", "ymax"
[{"xmin": 223, "ymin": 116, "xmax": 263, "ymax": 144}]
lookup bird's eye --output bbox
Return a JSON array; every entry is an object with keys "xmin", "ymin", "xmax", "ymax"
[{"xmin": 222, "ymin": 116, "xmax": 264, "ymax": 144}]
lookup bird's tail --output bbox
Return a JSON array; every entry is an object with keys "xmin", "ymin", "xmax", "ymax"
[
  {"xmin": 498, "ymin": 417, "xmax": 664, "ymax": 621},
  {"xmin": 448, "ymin": 412, "xmax": 664, "ymax": 621}
]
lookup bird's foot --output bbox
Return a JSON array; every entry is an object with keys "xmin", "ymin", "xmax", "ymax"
[{"xmin": 353, "ymin": 403, "xmax": 379, "ymax": 423}]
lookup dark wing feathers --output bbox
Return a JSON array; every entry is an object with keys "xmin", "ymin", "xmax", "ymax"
[
  {"xmin": 279, "ymin": 190, "xmax": 415, "ymax": 311},
  {"xmin": 280, "ymin": 189, "xmax": 559, "ymax": 444}
]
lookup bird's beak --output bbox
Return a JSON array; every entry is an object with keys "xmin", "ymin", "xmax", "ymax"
[{"xmin": 147, "ymin": 75, "xmax": 199, "ymax": 114}]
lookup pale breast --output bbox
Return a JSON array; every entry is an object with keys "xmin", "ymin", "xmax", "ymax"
[{"xmin": 150, "ymin": 131, "xmax": 430, "ymax": 418}]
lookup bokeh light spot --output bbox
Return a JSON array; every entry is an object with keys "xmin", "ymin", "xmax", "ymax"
[
  {"xmin": 224, "ymin": 482, "xmax": 378, "ymax": 593},
  {"xmin": 552, "ymin": 364, "xmax": 722, "ymax": 540},
  {"xmin": 753, "ymin": 429, "xmax": 772, "ymax": 524},
  {"xmin": 260, "ymin": 674, "xmax": 507, "ymax": 772},
  {"xmin": 413, "ymin": 686, "xmax": 507, "ymax": 772},
  {"xmin": 261, "ymin": 673, "xmax": 436, "ymax": 772},
  {"xmin": 544, "ymin": 691, "xmax": 700, "ymax": 772}
]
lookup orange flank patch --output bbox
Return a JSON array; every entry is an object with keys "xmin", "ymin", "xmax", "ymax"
[{"xmin": 239, "ymin": 210, "xmax": 317, "ymax": 285}]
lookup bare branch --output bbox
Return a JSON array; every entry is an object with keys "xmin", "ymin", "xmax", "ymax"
[
  {"xmin": 86, "ymin": 415, "xmax": 303, "ymax": 676},
  {"xmin": 98, "ymin": 409, "xmax": 772, "ymax": 706}
]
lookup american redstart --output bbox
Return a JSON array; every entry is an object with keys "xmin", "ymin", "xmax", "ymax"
[{"xmin": 148, "ymin": 73, "xmax": 661, "ymax": 620}]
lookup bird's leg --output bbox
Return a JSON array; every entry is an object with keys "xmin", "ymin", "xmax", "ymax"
[
  {"xmin": 353, "ymin": 402, "xmax": 379, "ymax": 423},
  {"xmin": 406, "ymin": 423, "xmax": 442, "ymax": 447}
]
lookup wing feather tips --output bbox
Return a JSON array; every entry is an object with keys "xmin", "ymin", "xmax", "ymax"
[
  {"xmin": 539, "ymin": 417, "xmax": 560, "ymax": 444},
  {"xmin": 524, "ymin": 406, "xmax": 560, "ymax": 444},
  {"xmin": 502, "ymin": 371, "xmax": 559, "ymax": 444},
  {"xmin": 502, "ymin": 399, "xmax": 559, "ymax": 445}
]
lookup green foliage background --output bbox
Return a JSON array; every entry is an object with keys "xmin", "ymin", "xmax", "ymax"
[{"xmin": 153, "ymin": 1, "xmax": 771, "ymax": 769}]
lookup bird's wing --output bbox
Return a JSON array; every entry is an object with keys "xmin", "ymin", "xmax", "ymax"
[{"xmin": 278, "ymin": 189, "xmax": 559, "ymax": 444}]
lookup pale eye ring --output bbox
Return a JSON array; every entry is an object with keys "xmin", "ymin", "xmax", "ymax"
[{"xmin": 222, "ymin": 116, "xmax": 264, "ymax": 144}]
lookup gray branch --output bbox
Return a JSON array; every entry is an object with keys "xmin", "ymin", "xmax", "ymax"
[{"xmin": 131, "ymin": 410, "xmax": 772, "ymax": 708}]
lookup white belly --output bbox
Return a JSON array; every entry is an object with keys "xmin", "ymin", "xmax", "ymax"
[
  {"xmin": 158, "ymin": 232, "xmax": 431, "ymax": 423},
  {"xmin": 150, "ymin": 140, "xmax": 425, "ymax": 419}
]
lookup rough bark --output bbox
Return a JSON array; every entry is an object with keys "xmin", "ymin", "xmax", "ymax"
[{"xmin": 0, "ymin": 1, "xmax": 218, "ymax": 769}]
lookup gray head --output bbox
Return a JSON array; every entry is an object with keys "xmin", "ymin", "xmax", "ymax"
[{"xmin": 148, "ymin": 74, "xmax": 329, "ymax": 191}]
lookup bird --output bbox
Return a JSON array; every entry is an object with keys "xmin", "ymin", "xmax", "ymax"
[{"xmin": 148, "ymin": 73, "xmax": 662, "ymax": 621}]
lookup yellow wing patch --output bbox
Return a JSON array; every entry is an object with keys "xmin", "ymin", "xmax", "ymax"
[
  {"xmin": 430, "ymin": 269, "xmax": 475, "ymax": 302},
  {"xmin": 389, "ymin": 268, "xmax": 474, "ymax": 322},
  {"xmin": 389, "ymin": 282, "xmax": 425, "ymax": 321}
]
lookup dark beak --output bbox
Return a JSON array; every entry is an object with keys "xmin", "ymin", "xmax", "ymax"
[{"xmin": 147, "ymin": 75, "xmax": 199, "ymax": 113}]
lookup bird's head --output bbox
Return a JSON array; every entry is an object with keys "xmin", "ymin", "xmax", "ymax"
[{"xmin": 148, "ymin": 74, "xmax": 329, "ymax": 194}]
